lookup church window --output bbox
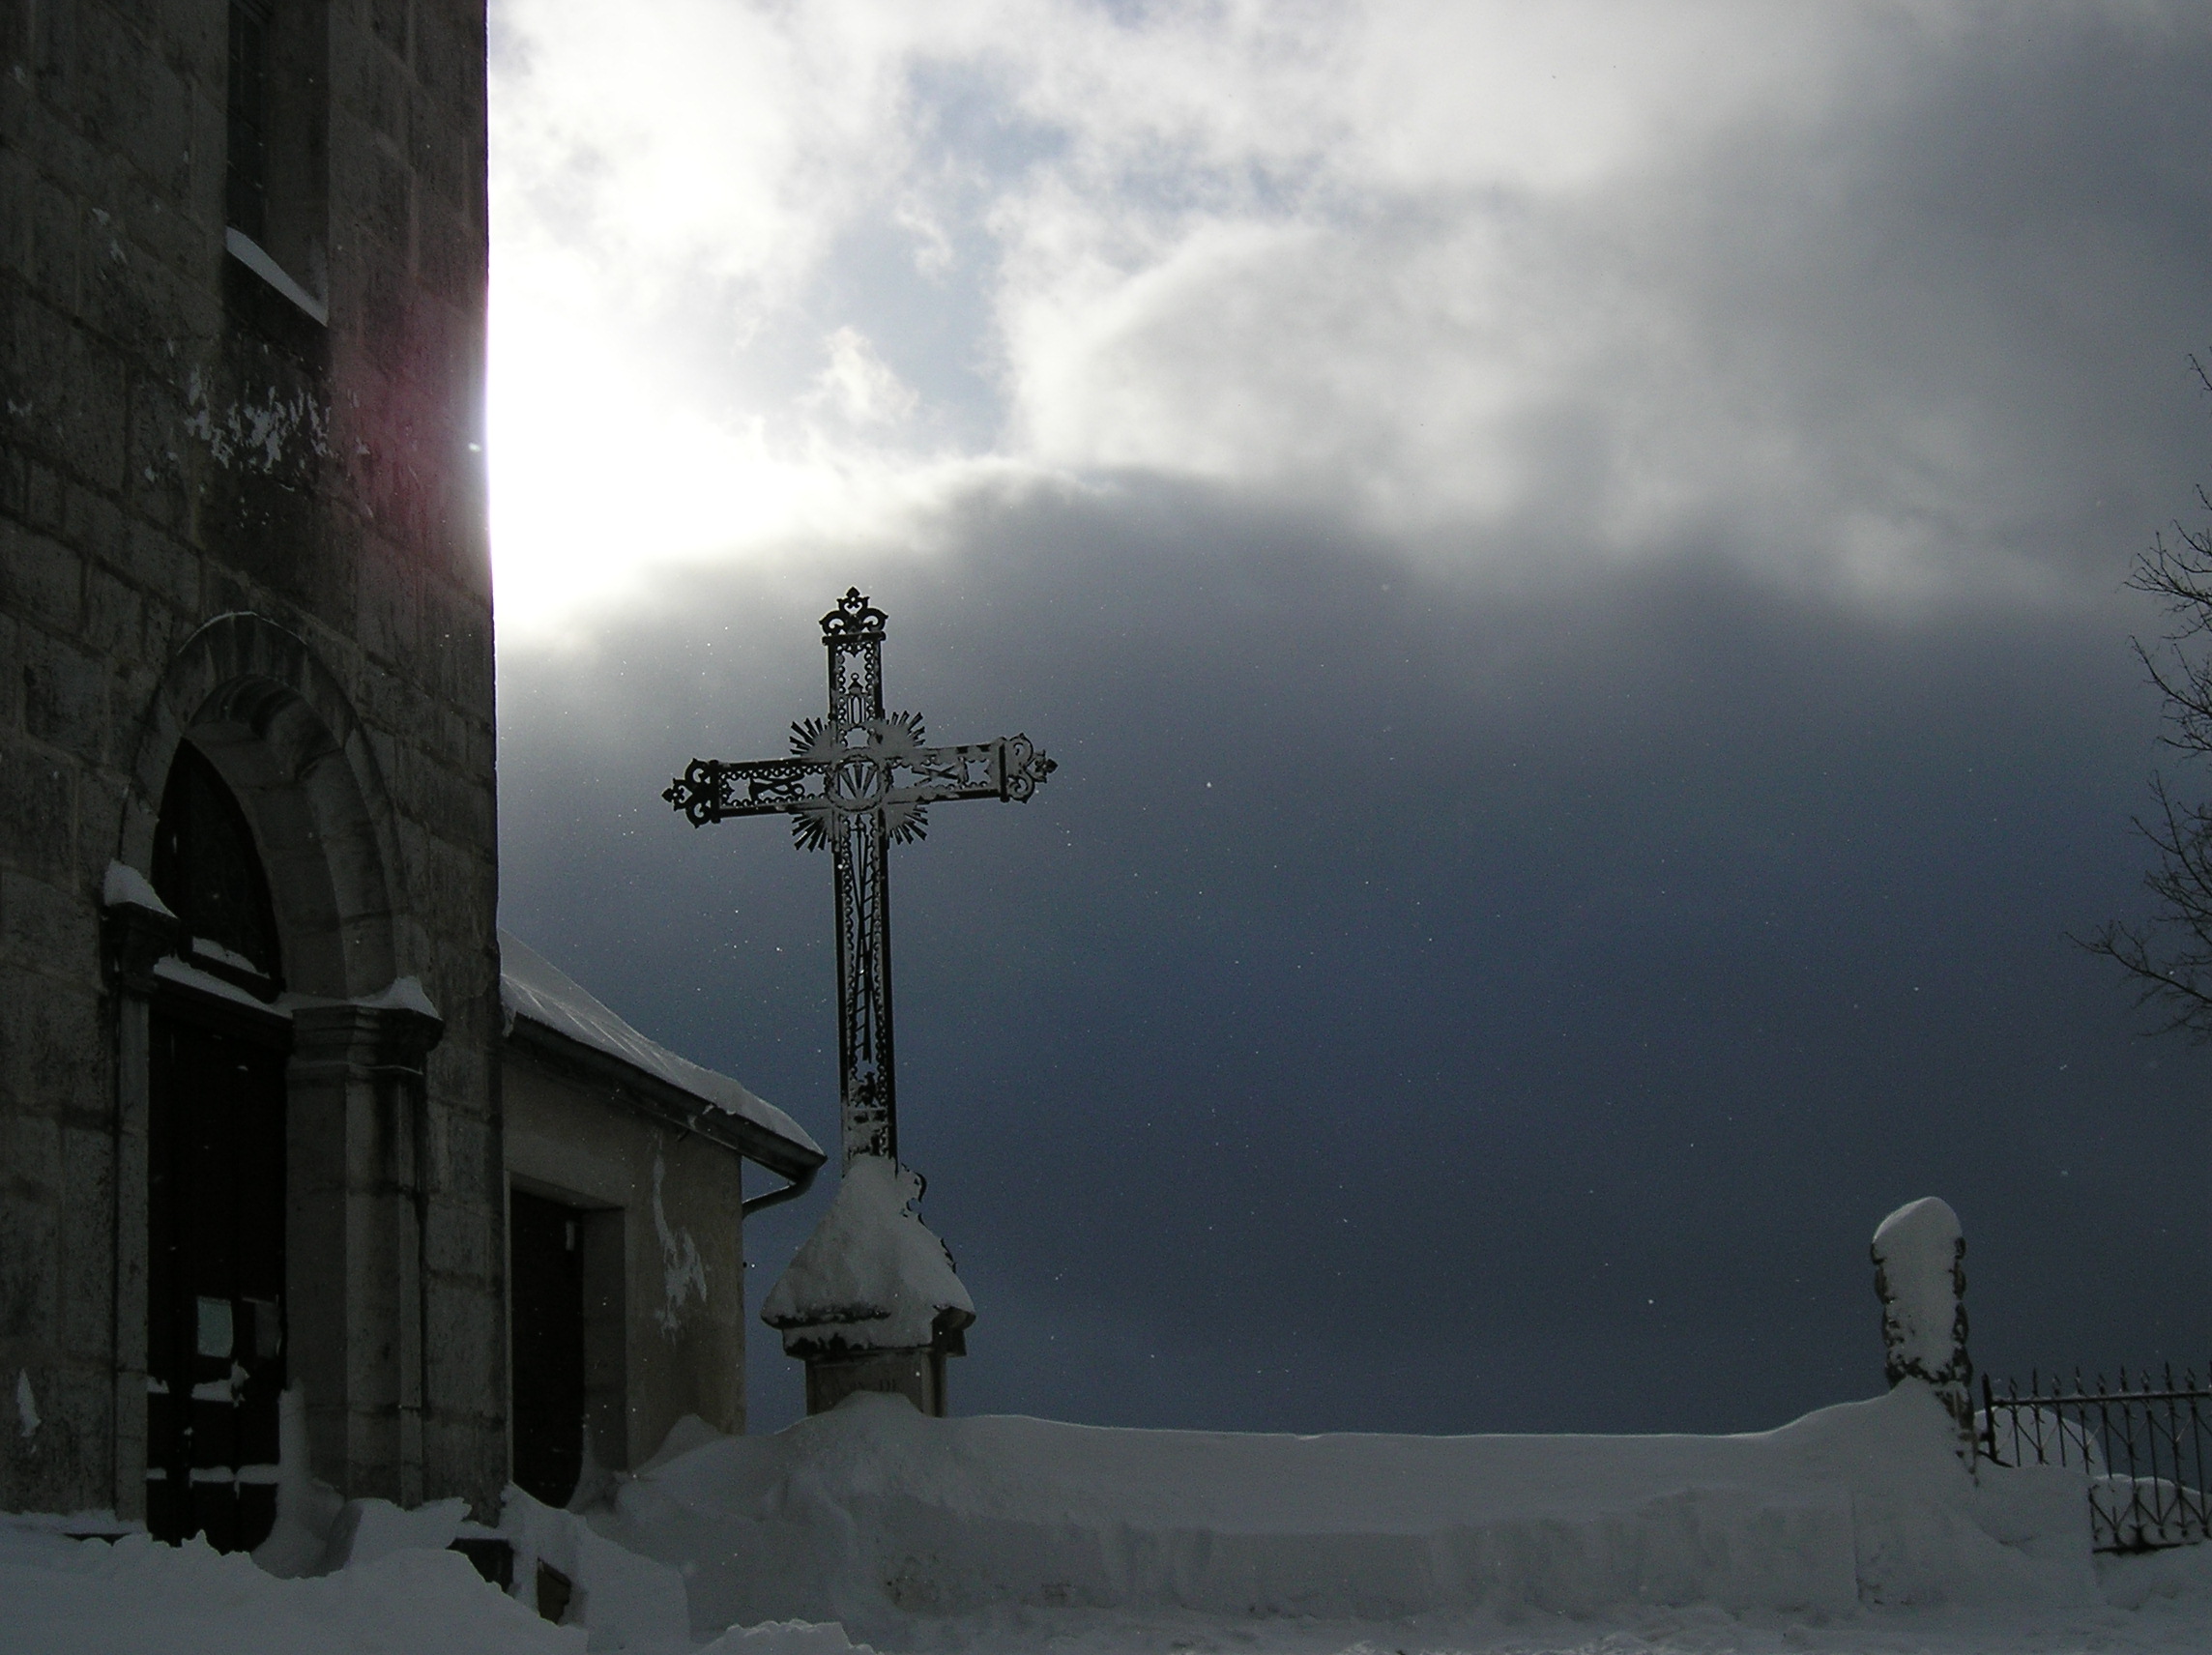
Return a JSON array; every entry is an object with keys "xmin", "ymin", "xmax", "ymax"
[
  {"xmin": 225, "ymin": 0, "xmax": 273, "ymax": 244},
  {"xmin": 152, "ymin": 740, "xmax": 284, "ymax": 997},
  {"xmin": 224, "ymin": 0, "xmax": 330, "ymax": 325}
]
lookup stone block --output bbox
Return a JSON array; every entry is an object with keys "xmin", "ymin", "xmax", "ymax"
[
  {"xmin": 58, "ymin": 1124, "xmax": 113, "ymax": 1359},
  {"xmin": 0, "ymin": 742, "xmax": 73, "ymax": 880},
  {"xmin": 392, "ymin": 742, "xmax": 461, "ymax": 842},
  {"xmin": 122, "ymin": 519, "xmax": 198, "ymax": 610},
  {"xmin": 368, "ymin": 0, "xmax": 411, "ymax": 58},
  {"xmin": 0, "ymin": 870, "xmax": 97, "ymax": 973},
  {"xmin": 0, "ymin": 1109, "xmax": 62, "ymax": 1202},
  {"xmin": 120, "ymin": 61, "xmax": 190, "ymax": 200},
  {"xmin": 0, "ymin": 1178, "xmax": 58, "ymax": 1338},
  {"xmin": 438, "ymin": 1105, "xmax": 497, "ymax": 1199},
  {"xmin": 423, "ymin": 1193, "xmax": 492, "ymax": 1281},
  {"xmin": 0, "ymin": 146, "xmax": 28, "ymax": 280},
  {"xmin": 419, "ymin": 1413, "xmax": 503, "ymax": 1518},
  {"xmin": 357, "ymin": 552, "xmax": 422, "ymax": 669},
  {"xmin": 31, "ymin": 175, "xmax": 80, "ymax": 306},
  {"xmin": 420, "ymin": 835, "xmax": 481, "ymax": 932},
  {"xmin": 4, "ymin": 286, "xmax": 65, "ymax": 418},
  {"xmin": 416, "ymin": 198, "xmax": 477, "ymax": 305},
  {"xmin": 412, "ymin": 3, "xmax": 479, "ymax": 103},
  {"xmin": 22, "ymin": 629, "xmax": 114, "ymax": 762},
  {"xmin": 0, "ymin": 44, "xmax": 28, "ymax": 148},
  {"xmin": 0, "ymin": 613, "xmax": 18, "ymax": 727},
  {"xmin": 125, "ymin": 368, "xmax": 190, "ymax": 531},
  {"xmin": 25, "ymin": 458, "xmax": 64, "ymax": 534},
  {"xmin": 423, "ymin": 1276, "xmax": 499, "ymax": 1417},
  {"xmin": 135, "ymin": 595, "xmax": 199, "ymax": 675},
  {"xmin": 361, "ymin": 141, "xmax": 413, "ymax": 263},
  {"xmin": 112, "ymin": 166, "xmax": 205, "ymax": 279},
  {"xmin": 63, "ymin": 479, "xmax": 126, "ymax": 568},
  {"xmin": 0, "ymin": 519, "xmax": 82, "ymax": 631},
  {"xmin": 79, "ymin": 557, "xmax": 147, "ymax": 658},
  {"xmin": 60, "ymin": 331, "xmax": 127, "ymax": 490},
  {"xmin": 183, "ymin": 81, "xmax": 225, "ymax": 226},
  {"xmin": 334, "ymin": 35, "xmax": 408, "ymax": 149},
  {"xmin": 0, "ymin": 977, "xmax": 103, "ymax": 1120},
  {"xmin": 73, "ymin": 769, "xmax": 130, "ymax": 898},
  {"xmin": 157, "ymin": 0, "xmax": 226, "ymax": 77},
  {"xmin": 75, "ymin": 20, "xmax": 188, "ymax": 193}
]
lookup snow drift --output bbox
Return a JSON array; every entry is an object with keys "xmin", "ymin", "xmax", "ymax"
[
  {"xmin": 0, "ymin": 1522, "xmax": 579, "ymax": 1655},
  {"xmin": 598, "ymin": 1380, "xmax": 2101, "ymax": 1640},
  {"xmin": 10, "ymin": 1383, "xmax": 2212, "ymax": 1652}
]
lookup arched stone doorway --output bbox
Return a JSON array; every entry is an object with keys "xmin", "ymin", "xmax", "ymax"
[{"xmin": 106, "ymin": 614, "xmax": 444, "ymax": 1536}]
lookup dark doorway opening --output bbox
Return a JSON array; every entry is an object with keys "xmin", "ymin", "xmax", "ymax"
[
  {"xmin": 146, "ymin": 1013, "xmax": 289, "ymax": 1550},
  {"xmin": 145, "ymin": 739, "xmax": 291, "ymax": 1552},
  {"xmin": 509, "ymin": 1187, "xmax": 588, "ymax": 1506}
]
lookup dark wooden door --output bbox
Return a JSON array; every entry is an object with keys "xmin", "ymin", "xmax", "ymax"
[
  {"xmin": 146, "ymin": 1008, "xmax": 289, "ymax": 1552},
  {"xmin": 509, "ymin": 1188, "xmax": 587, "ymax": 1506}
]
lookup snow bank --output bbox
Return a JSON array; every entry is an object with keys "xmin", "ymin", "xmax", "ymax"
[
  {"xmin": 695, "ymin": 1622, "xmax": 875, "ymax": 1655},
  {"xmin": 499, "ymin": 930, "xmax": 818, "ymax": 1156},
  {"xmin": 761, "ymin": 1156, "xmax": 973, "ymax": 1354},
  {"xmin": 503, "ymin": 1486, "xmax": 693, "ymax": 1652},
  {"xmin": 0, "ymin": 1519, "xmax": 581, "ymax": 1654},
  {"xmin": 597, "ymin": 1383, "xmax": 2102, "ymax": 1641}
]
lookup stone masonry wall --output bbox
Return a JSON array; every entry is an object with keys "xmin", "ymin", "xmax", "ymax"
[{"xmin": 0, "ymin": 0, "xmax": 501, "ymax": 1516}]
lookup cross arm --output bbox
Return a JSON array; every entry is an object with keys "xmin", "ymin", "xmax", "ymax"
[
  {"xmin": 898, "ymin": 736, "xmax": 1057, "ymax": 805},
  {"xmin": 663, "ymin": 757, "xmax": 820, "ymax": 826}
]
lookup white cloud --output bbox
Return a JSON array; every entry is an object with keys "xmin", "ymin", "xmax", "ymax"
[
  {"xmin": 809, "ymin": 327, "xmax": 921, "ymax": 428},
  {"xmin": 487, "ymin": 0, "xmax": 2211, "ymax": 633}
]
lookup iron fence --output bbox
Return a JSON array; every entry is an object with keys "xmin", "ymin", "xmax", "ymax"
[{"xmin": 1979, "ymin": 1366, "xmax": 2211, "ymax": 1553}]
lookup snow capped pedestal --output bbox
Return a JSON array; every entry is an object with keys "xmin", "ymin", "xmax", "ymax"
[{"xmin": 762, "ymin": 1155, "xmax": 975, "ymax": 1417}]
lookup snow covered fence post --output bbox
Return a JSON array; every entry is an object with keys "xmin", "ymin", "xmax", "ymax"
[{"xmin": 1871, "ymin": 1197, "xmax": 1975, "ymax": 1456}]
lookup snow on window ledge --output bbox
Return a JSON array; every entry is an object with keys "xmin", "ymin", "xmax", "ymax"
[{"xmin": 224, "ymin": 227, "xmax": 328, "ymax": 327}]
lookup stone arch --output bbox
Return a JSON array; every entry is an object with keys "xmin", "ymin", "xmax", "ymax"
[{"xmin": 118, "ymin": 613, "xmax": 407, "ymax": 999}]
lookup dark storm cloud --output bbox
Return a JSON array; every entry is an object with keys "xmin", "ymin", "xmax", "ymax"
[{"xmin": 498, "ymin": 483, "xmax": 2210, "ymax": 1437}]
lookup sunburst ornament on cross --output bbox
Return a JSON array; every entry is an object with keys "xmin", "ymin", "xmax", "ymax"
[{"xmin": 664, "ymin": 589, "xmax": 1057, "ymax": 1169}]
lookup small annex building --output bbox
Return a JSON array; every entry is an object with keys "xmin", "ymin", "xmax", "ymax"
[{"xmin": 498, "ymin": 932, "xmax": 820, "ymax": 1507}]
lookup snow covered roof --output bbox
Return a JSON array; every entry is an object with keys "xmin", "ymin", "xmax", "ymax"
[
  {"xmin": 499, "ymin": 929, "xmax": 822, "ymax": 1172},
  {"xmin": 762, "ymin": 1154, "xmax": 974, "ymax": 1353}
]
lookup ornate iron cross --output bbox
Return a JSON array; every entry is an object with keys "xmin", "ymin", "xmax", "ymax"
[{"xmin": 664, "ymin": 589, "xmax": 1056, "ymax": 1168}]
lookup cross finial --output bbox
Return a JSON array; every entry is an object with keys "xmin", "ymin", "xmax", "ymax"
[{"xmin": 821, "ymin": 588, "xmax": 888, "ymax": 642}]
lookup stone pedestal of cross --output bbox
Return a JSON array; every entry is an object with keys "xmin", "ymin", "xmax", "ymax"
[{"xmin": 664, "ymin": 588, "xmax": 1055, "ymax": 1413}]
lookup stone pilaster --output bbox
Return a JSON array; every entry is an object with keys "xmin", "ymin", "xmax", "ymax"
[{"xmin": 288, "ymin": 999, "xmax": 444, "ymax": 1506}]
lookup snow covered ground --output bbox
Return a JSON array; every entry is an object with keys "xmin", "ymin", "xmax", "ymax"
[{"xmin": 9, "ymin": 1382, "xmax": 2212, "ymax": 1654}]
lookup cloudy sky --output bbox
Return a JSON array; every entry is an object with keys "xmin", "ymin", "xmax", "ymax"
[{"xmin": 484, "ymin": 0, "xmax": 2212, "ymax": 1437}]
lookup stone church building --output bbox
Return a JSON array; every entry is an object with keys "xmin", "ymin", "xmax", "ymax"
[{"xmin": 0, "ymin": 0, "xmax": 822, "ymax": 1550}]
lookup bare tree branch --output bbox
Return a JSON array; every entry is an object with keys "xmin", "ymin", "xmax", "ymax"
[{"xmin": 2086, "ymin": 353, "xmax": 2212, "ymax": 1037}]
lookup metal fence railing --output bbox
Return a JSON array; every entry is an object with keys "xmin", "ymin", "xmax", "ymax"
[{"xmin": 1979, "ymin": 1367, "xmax": 2212, "ymax": 1553}]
